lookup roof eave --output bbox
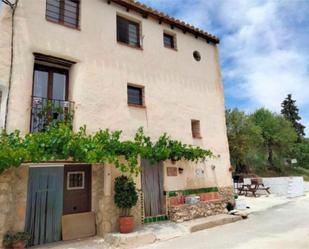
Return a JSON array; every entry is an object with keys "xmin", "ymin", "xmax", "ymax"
[{"xmin": 107, "ymin": 0, "xmax": 220, "ymax": 44}]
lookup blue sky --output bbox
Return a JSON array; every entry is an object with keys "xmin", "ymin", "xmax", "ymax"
[{"xmin": 139, "ymin": 0, "xmax": 309, "ymax": 136}]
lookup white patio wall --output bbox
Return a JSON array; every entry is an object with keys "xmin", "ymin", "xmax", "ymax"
[{"xmin": 244, "ymin": 177, "xmax": 305, "ymax": 198}]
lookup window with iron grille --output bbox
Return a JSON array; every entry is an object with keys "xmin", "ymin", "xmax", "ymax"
[
  {"xmin": 117, "ymin": 16, "xmax": 141, "ymax": 47},
  {"xmin": 46, "ymin": 0, "xmax": 80, "ymax": 29},
  {"xmin": 164, "ymin": 33, "xmax": 175, "ymax": 49},
  {"xmin": 67, "ymin": 172, "xmax": 85, "ymax": 190},
  {"xmin": 191, "ymin": 120, "xmax": 202, "ymax": 138},
  {"xmin": 127, "ymin": 85, "xmax": 144, "ymax": 106}
]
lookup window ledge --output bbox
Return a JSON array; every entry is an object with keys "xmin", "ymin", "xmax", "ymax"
[
  {"xmin": 117, "ymin": 41, "xmax": 143, "ymax": 51},
  {"xmin": 193, "ymin": 136, "xmax": 203, "ymax": 139},
  {"xmin": 128, "ymin": 103, "xmax": 146, "ymax": 109},
  {"xmin": 164, "ymin": 45, "xmax": 178, "ymax": 51},
  {"xmin": 46, "ymin": 18, "xmax": 81, "ymax": 31}
]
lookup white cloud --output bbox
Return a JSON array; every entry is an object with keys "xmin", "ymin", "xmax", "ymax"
[{"xmin": 140, "ymin": 0, "xmax": 309, "ymax": 135}]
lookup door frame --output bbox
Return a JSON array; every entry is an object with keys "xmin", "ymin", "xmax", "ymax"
[
  {"xmin": 63, "ymin": 164, "xmax": 92, "ymax": 215},
  {"xmin": 141, "ymin": 159, "xmax": 166, "ymax": 218}
]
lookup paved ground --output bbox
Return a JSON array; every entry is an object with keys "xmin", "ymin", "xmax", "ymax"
[
  {"xmin": 35, "ymin": 194, "xmax": 309, "ymax": 249},
  {"xmin": 138, "ymin": 195, "xmax": 309, "ymax": 249}
]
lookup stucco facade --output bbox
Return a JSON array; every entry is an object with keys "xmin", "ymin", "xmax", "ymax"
[
  {"xmin": 0, "ymin": 0, "xmax": 231, "ymax": 187},
  {"xmin": 0, "ymin": 0, "xmax": 232, "ymax": 244}
]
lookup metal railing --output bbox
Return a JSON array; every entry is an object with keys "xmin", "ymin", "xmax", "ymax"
[{"xmin": 30, "ymin": 96, "xmax": 74, "ymax": 132}]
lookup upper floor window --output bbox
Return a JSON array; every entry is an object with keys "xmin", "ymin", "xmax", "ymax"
[
  {"xmin": 46, "ymin": 0, "xmax": 80, "ymax": 29},
  {"xmin": 191, "ymin": 120, "xmax": 202, "ymax": 139},
  {"xmin": 164, "ymin": 33, "xmax": 176, "ymax": 49},
  {"xmin": 127, "ymin": 84, "xmax": 144, "ymax": 107},
  {"xmin": 117, "ymin": 16, "xmax": 141, "ymax": 48}
]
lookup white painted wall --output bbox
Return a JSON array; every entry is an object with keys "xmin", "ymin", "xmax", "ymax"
[
  {"xmin": 244, "ymin": 177, "xmax": 305, "ymax": 198},
  {"xmin": 0, "ymin": 0, "xmax": 232, "ymax": 188}
]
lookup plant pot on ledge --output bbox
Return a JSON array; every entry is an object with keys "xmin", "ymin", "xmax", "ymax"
[{"xmin": 114, "ymin": 175, "xmax": 138, "ymax": 234}]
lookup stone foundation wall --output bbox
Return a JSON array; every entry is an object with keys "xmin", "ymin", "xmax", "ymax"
[
  {"xmin": 0, "ymin": 166, "xmax": 28, "ymax": 249},
  {"xmin": 168, "ymin": 199, "xmax": 228, "ymax": 222},
  {"xmin": 94, "ymin": 164, "xmax": 142, "ymax": 236},
  {"xmin": 218, "ymin": 186, "xmax": 235, "ymax": 204}
]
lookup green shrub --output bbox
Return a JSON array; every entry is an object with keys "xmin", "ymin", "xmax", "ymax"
[
  {"xmin": 114, "ymin": 176, "xmax": 138, "ymax": 216},
  {"xmin": 3, "ymin": 231, "xmax": 30, "ymax": 248}
]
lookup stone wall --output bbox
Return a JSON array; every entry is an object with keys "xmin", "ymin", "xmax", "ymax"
[
  {"xmin": 218, "ymin": 186, "xmax": 235, "ymax": 204},
  {"xmin": 168, "ymin": 199, "xmax": 228, "ymax": 223},
  {"xmin": 0, "ymin": 163, "xmax": 143, "ymax": 248},
  {"xmin": 0, "ymin": 166, "xmax": 28, "ymax": 249},
  {"xmin": 94, "ymin": 164, "xmax": 142, "ymax": 236}
]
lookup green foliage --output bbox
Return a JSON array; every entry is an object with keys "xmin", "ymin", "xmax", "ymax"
[
  {"xmin": 0, "ymin": 125, "xmax": 213, "ymax": 175},
  {"xmin": 3, "ymin": 231, "xmax": 30, "ymax": 248},
  {"xmin": 114, "ymin": 176, "xmax": 138, "ymax": 216},
  {"xmin": 226, "ymin": 108, "xmax": 299, "ymax": 173},
  {"xmin": 226, "ymin": 108, "xmax": 263, "ymax": 172},
  {"xmin": 281, "ymin": 94, "xmax": 306, "ymax": 140},
  {"xmin": 250, "ymin": 108, "xmax": 298, "ymax": 168},
  {"xmin": 289, "ymin": 141, "xmax": 309, "ymax": 169}
]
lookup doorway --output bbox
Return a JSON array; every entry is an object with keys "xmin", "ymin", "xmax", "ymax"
[
  {"xmin": 141, "ymin": 159, "xmax": 165, "ymax": 217},
  {"xmin": 63, "ymin": 165, "xmax": 91, "ymax": 215},
  {"xmin": 31, "ymin": 64, "xmax": 69, "ymax": 132},
  {"xmin": 25, "ymin": 164, "xmax": 92, "ymax": 246},
  {"xmin": 25, "ymin": 167, "xmax": 64, "ymax": 247}
]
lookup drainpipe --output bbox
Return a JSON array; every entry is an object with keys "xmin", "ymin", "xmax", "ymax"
[{"xmin": 2, "ymin": 0, "xmax": 19, "ymax": 132}]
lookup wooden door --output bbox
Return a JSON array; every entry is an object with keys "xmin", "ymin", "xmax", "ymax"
[
  {"xmin": 25, "ymin": 167, "xmax": 64, "ymax": 246},
  {"xmin": 63, "ymin": 165, "xmax": 91, "ymax": 215},
  {"xmin": 141, "ymin": 159, "xmax": 165, "ymax": 217}
]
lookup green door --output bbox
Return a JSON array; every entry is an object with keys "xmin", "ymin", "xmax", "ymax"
[{"xmin": 25, "ymin": 167, "xmax": 64, "ymax": 246}]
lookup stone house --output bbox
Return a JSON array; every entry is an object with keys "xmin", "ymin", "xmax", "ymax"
[{"xmin": 0, "ymin": 0, "xmax": 233, "ymax": 247}]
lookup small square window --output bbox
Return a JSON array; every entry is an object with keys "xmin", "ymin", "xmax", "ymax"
[
  {"xmin": 46, "ymin": 0, "xmax": 80, "ymax": 29},
  {"xmin": 117, "ymin": 16, "xmax": 141, "ymax": 48},
  {"xmin": 164, "ymin": 33, "xmax": 176, "ymax": 49},
  {"xmin": 67, "ymin": 172, "xmax": 85, "ymax": 190},
  {"xmin": 127, "ymin": 85, "xmax": 144, "ymax": 106},
  {"xmin": 191, "ymin": 120, "xmax": 202, "ymax": 139}
]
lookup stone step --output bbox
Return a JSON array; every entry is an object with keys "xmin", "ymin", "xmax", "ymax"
[
  {"xmin": 104, "ymin": 214, "xmax": 242, "ymax": 248},
  {"xmin": 182, "ymin": 214, "xmax": 242, "ymax": 233}
]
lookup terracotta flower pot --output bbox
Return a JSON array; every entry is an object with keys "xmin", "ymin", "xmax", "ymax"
[
  {"xmin": 119, "ymin": 216, "xmax": 134, "ymax": 233},
  {"xmin": 12, "ymin": 240, "xmax": 26, "ymax": 249}
]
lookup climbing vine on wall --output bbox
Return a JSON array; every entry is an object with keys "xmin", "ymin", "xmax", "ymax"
[{"xmin": 0, "ymin": 124, "xmax": 213, "ymax": 175}]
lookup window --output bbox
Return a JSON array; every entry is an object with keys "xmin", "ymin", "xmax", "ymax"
[
  {"xmin": 117, "ymin": 16, "xmax": 140, "ymax": 47},
  {"xmin": 46, "ymin": 0, "xmax": 80, "ymax": 29},
  {"xmin": 67, "ymin": 172, "xmax": 85, "ymax": 190},
  {"xmin": 31, "ymin": 64, "xmax": 70, "ymax": 132},
  {"xmin": 164, "ymin": 33, "xmax": 175, "ymax": 49},
  {"xmin": 191, "ymin": 120, "xmax": 202, "ymax": 138},
  {"xmin": 127, "ymin": 85, "xmax": 144, "ymax": 106}
]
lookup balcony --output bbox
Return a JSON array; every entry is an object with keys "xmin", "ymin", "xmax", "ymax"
[{"xmin": 30, "ymin": 96, "xmax": 74, "ymax": 132}]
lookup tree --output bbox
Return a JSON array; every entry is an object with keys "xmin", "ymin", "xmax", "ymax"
[
  {"xmin": 289, "ymin": 139, "xmax": 309, "ymax": 169},
  {"xmin": 281, "ymin": 94, "xmax": 306, "ymax": 140},
  {"xmin": 250, "ymin": 109, "xmax": 298, "ymax": 168},
  {"xmin": 226, "ymin": 108, "xmax": 263, "ymax": 173}
]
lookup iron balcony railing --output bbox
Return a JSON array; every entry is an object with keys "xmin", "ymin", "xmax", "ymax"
[{"xmin": 30, "ymin": 96, "xmax": 74, "ymax": 132}]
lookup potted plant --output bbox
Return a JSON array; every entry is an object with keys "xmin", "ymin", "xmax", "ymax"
[
  {"xmin": 3, "ymin": 232, "xmax": 30, "ymax": 249},
  {"xmin": 114, "ymin": 175, "xmax": 138, "ymax": 233}
]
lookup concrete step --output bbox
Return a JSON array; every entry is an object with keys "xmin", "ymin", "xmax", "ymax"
[
  {"xmin": 182, "ymin": 214, "xmax": 242, "ymax": 233},
  {"xmin": 104, "ymin": 214, "xmax": 242, "ymax": 248}
]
